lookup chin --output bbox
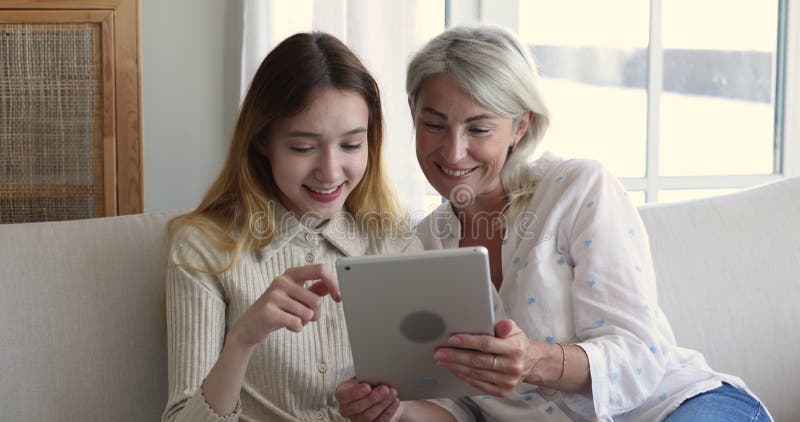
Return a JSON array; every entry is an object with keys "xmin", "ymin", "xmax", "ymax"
[{"xmin": 316, "ymin": 203, "xmax": 345, "ymax": 220}]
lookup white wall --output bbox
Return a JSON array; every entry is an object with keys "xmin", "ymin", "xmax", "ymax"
[{"xmin": 141, "ymin": 0, "xmax": 243, "ymax": 212}]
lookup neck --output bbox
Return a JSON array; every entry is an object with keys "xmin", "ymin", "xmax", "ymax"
[{"xmin": 453, "ymin": 184, "xmax": 509, "ymax": 227}]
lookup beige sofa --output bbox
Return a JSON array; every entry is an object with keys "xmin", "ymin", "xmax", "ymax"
[{"xmin": 1, "ymin": 177, "xmax": 798, "ymax": 421}]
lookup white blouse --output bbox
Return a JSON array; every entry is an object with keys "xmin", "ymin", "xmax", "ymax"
[{"xmin": 416, "ymin": 152, "xmax": 759, "ymax": 421}]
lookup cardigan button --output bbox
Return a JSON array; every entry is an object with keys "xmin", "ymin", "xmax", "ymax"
[{"xmin": 305, "ymin": 253, "xmax": 314, "ymax": 264}]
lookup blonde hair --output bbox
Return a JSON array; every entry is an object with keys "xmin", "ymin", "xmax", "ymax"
[
  {"xmin": 169, "ymin": 32, "xmax": 406, "ymax": 274},
  {"xmin": 406, "ymin": 24, "xmax": 551, "ymax": 219}
]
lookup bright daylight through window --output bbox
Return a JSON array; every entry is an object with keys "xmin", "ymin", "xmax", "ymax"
[{"xmin": 509, "ymin": 0, "xmax": 784, "ymax": 204}]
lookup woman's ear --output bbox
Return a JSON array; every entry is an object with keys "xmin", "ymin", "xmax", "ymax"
[
  {"xmin": 514, "ymin": 111, "xmax": 534, "ymax": 144},
  {"xmin": 255, "ymin": 139, "xmax": 270, "ymax": 158}
]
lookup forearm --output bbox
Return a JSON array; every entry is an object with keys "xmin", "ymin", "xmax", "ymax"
[
  {"xmin": 526, "ymin": 342, "xmax": 591, "ymax": 395},
  {"xmin": 399, "ymin": 400, "xmax": 457, "ymax": 422},
  {"xmin": 199, "ymin": 334, "xmax": 256, "ymax": 416}
]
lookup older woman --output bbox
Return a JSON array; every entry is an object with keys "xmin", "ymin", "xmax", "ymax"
[{"xmin": 336, "ymin": 25, "xmax": 771, "ymax": 422}]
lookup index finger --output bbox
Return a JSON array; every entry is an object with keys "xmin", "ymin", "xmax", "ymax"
[
  {"xmin": 283, "ymin": 264, "xmax": 341, "ymax": 301},
  {"xmin": 447, "ymin": 332, "xmax": 507, "ymax": 354}
]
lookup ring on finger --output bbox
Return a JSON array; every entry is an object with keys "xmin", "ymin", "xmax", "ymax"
[{"xmin": 490, "ymin": 354, "xmax": 497, "ymax": 370}]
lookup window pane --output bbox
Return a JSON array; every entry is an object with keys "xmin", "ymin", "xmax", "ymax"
[
  {"xmin": 657, "ymin": 188, "xmax": 740, "ymax": 203},
  {"xmin": 660, "ymin": 0, "xmax": 778, "ymax": 176},
  {"xmin": 626, "ymin": 191, "xmax": 646, "ymax": 207},
  {"xmin": 520, "ymin": 0, "xmax": 649, "ymax": 177}
]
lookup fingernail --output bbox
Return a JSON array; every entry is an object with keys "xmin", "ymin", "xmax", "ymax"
[
  {"xmin": 448, "ymin": 336, "xmax": 461, "ymax": 346},
  {"xmin": 433, "ymin": 350, "xmax": 444, "ymax": 359}
]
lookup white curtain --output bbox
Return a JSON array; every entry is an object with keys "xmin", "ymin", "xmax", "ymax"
[{"xmin": 240, "ymin": 0, "xmax": 445, "ymax": 217}]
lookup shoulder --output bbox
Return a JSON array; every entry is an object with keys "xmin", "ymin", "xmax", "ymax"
[
  {"xmin": 350, "ymin": 218, "xmax": 426, "ymax": 256},
  {"xmin": 526, "ymin": 151, "xmax": 570, "ymax": 182},
  {"xmin": 513, "ymin": 157, "xmax": 631, "ymax": 232},
  {"xmin": 379, "ymin": 232, "xmax": 425, "ymax": 254},
  {"xmin": 166, "ymin": 217, "xmax": 230, "ymax": 273},
  {"xmin": 328, "ymin": 210, "xmax": 423, "ymax": 256},
  {"xmin": 505, "ymin": 152, "xmax": 603, "ymax": 204},
  {"xmin": 555, "ymin": 157, "xmax": 610, "ymax": 183},
  {"xmin": 414, "ymin": 202, "xmax": 454, "ymax": 250},
  {"xmin": 538, "ymin": 156, "xmax": 623, "ymax": 199},
  {"xmin": 544, "ymin": 158, "xmax": 640, "ymax": 236}
]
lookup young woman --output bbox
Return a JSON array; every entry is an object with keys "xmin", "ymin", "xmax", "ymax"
[
  {"xmin": 162, "ymin": 32, "xmax": 417, "ymax": 421},
  {"xmin": 337, "ymin": 25, "xmax": 771, "ymax": 422}
]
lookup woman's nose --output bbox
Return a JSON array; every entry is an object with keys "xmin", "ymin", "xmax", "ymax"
[
  {"xmin": 442, "ymin": 131, "xmax": 468, "ymax": 164},
  {"xmin": 314, "ymin": 150, "xmax": 343, "ymax": 182}
]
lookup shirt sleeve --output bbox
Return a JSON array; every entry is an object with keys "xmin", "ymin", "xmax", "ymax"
[
  {"xmin": 554, "ymin": 160, "xmax": 669, "ymax": 419},
  {"xmin": 161, "ymin": 226, "xmax": 242, "ymax": 422}
]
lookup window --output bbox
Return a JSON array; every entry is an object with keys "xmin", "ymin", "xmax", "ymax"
[
  {"xmin": 246, "ymin": 0, "xmax": 798, "ymax": 212},
  {"xmin": 449, "ymin": 0, "xmax": 796, "ymax": 204}
]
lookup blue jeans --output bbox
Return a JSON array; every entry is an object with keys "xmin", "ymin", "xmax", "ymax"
[{"xmin": 665, "ymin": 383, "xmax": 771, "ymax": 422}]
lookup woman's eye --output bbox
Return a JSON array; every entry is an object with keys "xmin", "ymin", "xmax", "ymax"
[
  {"xmin": 342, "ymin": 143, "xmax": 363, "ymax": 151},
  {"xmin": 469, "ymin": 128, "xmax": 490, "ymax": 135},
  {"xmin": 423, "ymin": 122, "xmax": 445, "ymax": 131},
  {"xmin": 289, "ymin": 146, "xmax": 313, "ymax": 153}
]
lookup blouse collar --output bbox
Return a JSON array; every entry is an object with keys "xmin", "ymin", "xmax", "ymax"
[{"xmin": 256, "ymin": 202, "xmax": 368, "ymax": 261}]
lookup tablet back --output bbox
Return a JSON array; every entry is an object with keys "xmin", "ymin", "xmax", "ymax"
[{"xmin": 337, "ymin": 247, "xmax": 495, "ymax": 400}]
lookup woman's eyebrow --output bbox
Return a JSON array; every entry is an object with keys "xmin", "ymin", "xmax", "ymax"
[
  {"xmin": 421, "ymin": 107, "xmax": 447, "ymax": 119},
  {"xmin": 341, "ymin": 127, "xmax": 367, "ymax": 137},
  {"xmin": 285, "ymin": 127, "xmax": 367, "ymax": 138},
  {"xmin": 286, "ymin": 130, "xmax": 321, "ymax": 139},
  {"xmin": 465, "ymin": 114, "xmax": 495, "ymax": 123},
  {"xmin": 420, "ymin": 107, "xmax": 495, "ymax": 122}
]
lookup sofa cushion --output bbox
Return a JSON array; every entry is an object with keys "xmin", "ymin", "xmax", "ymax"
[
  {"xmin": 0, "ymin": 211, "xmax": 180, "ymax": 421},
  {"xmin": 638, "ymin": 177, "xmax": 800, "ymax": 421}
]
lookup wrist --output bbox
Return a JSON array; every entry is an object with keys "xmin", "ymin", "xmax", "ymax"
[
  {"xmin": 201, "ymin": 332, "xmax": 258, "ymax": 416},
  {"xmin": 224, "ymin": 330, "xmax": 258, "ymax": 358},
  {"xmin": 525, "ymin": 341, "xmax": 564, "ymax": 387}
]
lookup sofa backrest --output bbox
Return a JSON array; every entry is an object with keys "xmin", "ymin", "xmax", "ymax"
[
  {"xmin": 0, "ymin": 210, "xmax": 181, "ymax": 421},
  {"xmin": 639, "ymin": 177, "xmax": 800, "ymax": 421}
]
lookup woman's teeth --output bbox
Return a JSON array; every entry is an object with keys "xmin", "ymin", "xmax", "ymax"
[
  {"xmin": 441, "ymin": 166, "xmax": 473, "ymax": 177},
  {"xmin": 307, "ymin": 185, "xmax": 339, "ymax": 194}
]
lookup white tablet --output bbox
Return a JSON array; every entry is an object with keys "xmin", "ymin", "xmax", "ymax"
[{"xmin": 336, "ymin": 247, "xmax": 496, "ymax": 400}]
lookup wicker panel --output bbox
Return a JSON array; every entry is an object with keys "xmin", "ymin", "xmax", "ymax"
[
  {"xmin": 0, "ymin": 22, "xmax": 104, "ymax": 223},
  {"xmin": 0, "ymin": 195, "xmax": 95, "ymax": 223}
]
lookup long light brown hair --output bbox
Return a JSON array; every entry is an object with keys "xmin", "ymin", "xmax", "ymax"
[{"xmin": 169, "ymin": 32, "xmax": 406, "ymax": 273}]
